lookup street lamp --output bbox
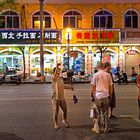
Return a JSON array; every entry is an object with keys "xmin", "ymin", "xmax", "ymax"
[
  {"xmin": 39, "ymin": 0, "xmax": 44, "ymax": 76},
  {"xmin": 66, "ymin": 28, "xmax": 71, "ymax": 70}
]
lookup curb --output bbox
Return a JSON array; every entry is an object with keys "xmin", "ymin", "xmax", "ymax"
[
  {"xmin": 21, "ymin": 81, "xmax": 136, "ymax": 84},
  {"xmin": 21, "ymin": 81, "xmax": 90, "ymax": 84}
]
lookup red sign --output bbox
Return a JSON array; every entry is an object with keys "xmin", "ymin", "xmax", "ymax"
[
  {"xmin": 102, "ymin": 55, "xmax": 110, "ymax": 63},
  {"xmin": 127, "ymin": 50, "xmax": 137, "ymax": 55},
  {"xmin": 76, "ymin": 31, "xmax": 114, "ymax": 40},
  {"xmin": 62, "ymin": 29, "xmax": 120, "ymax": 44}
]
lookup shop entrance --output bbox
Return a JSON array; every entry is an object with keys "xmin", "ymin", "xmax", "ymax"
[
  {"xmin": 125, "ymin": 50, "xmax": 140, "ymax": 76},
  {"xmin": 94, "ymin": 50, "xmax": 117, "ymax": 74},
  {"xmin": 0, "ymin": 51, "xmax": 22, "ymax": 69},
  {"xmin": 63, "ymin": 51, "xmax": 85, "ymax": 74},
  {"xmin": 31, "ymin": 51, "xmax": 55, "ymax": 75}
]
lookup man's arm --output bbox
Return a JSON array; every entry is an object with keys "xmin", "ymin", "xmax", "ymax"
[
  {"xmin": 109, "ymin": 84, "xmax": 113, "ymax": 97},
  {"xmin": 52, "ymin": 63, "xmax": 60, "ymax": 81},
  {"xmin": 108, "ymin": 74, "xmax": 113, "ymax": 97},
  {"xmin": 136, "ymin": 74, "xmax": 140, "ymax": 88},
  {"xmin": 90, "ymin": 85, "xmax": 96, "ymax": 97}
]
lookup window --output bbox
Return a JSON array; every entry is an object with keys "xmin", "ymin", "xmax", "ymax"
[
  {"xmin": 0, "ymin": 11, "xmax": 19, "ymax": 28},
  {"xmin": 63, "ymin": 10, "xmax": 82, "ymax": 29},
  {"xmin": 32, "ymin": 11, "xmax": 51, "ymax": 28},
  {"xmin": 94, "ymin": 10, "xmax": 112, "ymax": 28},
  {"xmin": 124, "ymin": 10, "xmax": 138, "ymax": 28}
]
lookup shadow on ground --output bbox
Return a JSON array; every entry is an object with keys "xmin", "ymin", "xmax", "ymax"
[{"xmin": 0, "ymin": 132, "xmax": 24, "ymax": 140}]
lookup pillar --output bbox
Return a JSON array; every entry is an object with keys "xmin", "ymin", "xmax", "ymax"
[
  {"xmin": 118, "ymin": 45, "xmax": 124, "ymax": 71},
  {"xmin": 85, "ymin": 46, "xmax": 93, "ymax": 75}
]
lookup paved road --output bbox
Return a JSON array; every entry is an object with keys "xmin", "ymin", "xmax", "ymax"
[{"xmin": 0, "ymin": 83, "xmax": 140, "ymax": 140}]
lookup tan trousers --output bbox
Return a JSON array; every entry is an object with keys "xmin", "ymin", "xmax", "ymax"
[
  {"xmin": 94, "ymin": 97, "xmax": 109, "ymax": 132},
  {"xmin": 51, "ymin": 98, "xmax": 67, "ymax": 121}
]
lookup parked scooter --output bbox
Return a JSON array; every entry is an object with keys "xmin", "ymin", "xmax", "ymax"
[
  {"xmin": 0, "ymin": 69, "xmax": 21, "ymax": 85},
  {"xmin": 115, "ymin": 71, "xmax": 128, "ymax": 84}
]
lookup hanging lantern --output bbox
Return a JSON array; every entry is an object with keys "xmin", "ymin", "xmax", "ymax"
[{"xmin": 69, "ymin": 51, "xmax": 78, "ymax": 58}]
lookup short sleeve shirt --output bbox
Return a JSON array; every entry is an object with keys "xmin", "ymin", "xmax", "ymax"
[{"xmin": 90, "ymin": 70, "xmax": 113, "ymax": 99}]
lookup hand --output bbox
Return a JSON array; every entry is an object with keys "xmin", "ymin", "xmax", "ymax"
[
  {"xmin": 57, "ymin": 63, "xmax": 61, "ymax": 68},
  {"xmin": 138, "ymin": 93, "xmax": 140, "ymax": 99},
  {"xmin": 109, "ymin": 96, "xmax": 112, "ymax": 100},
  {"xmin": 71, "ymin": 87, "xmax": 74, "ymax": 91},
  {"xmin": 91, "ymin": 96, "xmax": 94, "ymax": 102},
  {"xmin": 91, "ymin": 93, "xmax": 94, "ymax": 98}
]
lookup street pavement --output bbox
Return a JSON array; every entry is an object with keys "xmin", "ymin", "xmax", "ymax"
[{"xmin": 0, "ymin": 83, "xmax": 140, "ymax": 140}]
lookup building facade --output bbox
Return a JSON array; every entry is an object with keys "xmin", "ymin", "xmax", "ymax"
[{"xmin": 0, "ymin": 0, "xmax": 140, "ymax": 77}]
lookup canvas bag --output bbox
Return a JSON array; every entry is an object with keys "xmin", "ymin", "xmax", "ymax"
[{"xmin": 90, "ymin": 102, "xmax": 98, "ymax": 118}]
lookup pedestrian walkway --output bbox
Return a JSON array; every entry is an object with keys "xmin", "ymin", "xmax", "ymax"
[
  {"xmin": 46, "ymin": 116, "xmax": 140, "ymax": 140},
  {"xmin": 21, "ymin": 75, "xmax": 90, "ymax": 84},
  {"xmin": 83, "ymin": 117, "xmax": 140, "ymax": 140},
  {"xmin": 0, "ymin": 84, "xmax": 140, "ymax": 140}
]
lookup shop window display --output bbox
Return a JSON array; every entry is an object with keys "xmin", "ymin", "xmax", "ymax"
[
  {"xmin": 31, "ymin": 54, "xmax": 55, "ymax": 75},
  {"xmin": 0, "ymin": 55, "xmax": 22, "ymax": 70},
  {"xmin": 63, "ymin": 51, "xmax": 85, "ymax": 74},
  {"xmin": 94, "ymin": 51, "xmax": 116, "ymax": 72}
]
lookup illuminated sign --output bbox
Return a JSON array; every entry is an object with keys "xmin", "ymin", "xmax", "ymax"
[
  {"xmin": 62, "ymin": 29, "xmax": 120, "ymax": 44},
  {"xmin": 0, "ymin": 29, "xmax": 61, "ymax": 44},
  {"xmin": 127, "ymin": 50, "xmax": 137, "ymax": 55}
]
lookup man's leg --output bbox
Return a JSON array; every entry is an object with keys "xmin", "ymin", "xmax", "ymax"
[
  {"xmin": 92, "ymin": 99, "xmax": 102, "ymax": 133},
  {"xmin": 60, "ymin": 100, "xmax": 69, "ymax": 127},
  {"xmin": 138, "ymin": 99, "xmax": 140, "ymax": 119},
  {"xmin": 92, "ymin": 105, "xmax": 99, "ymax": 131},
  {"xmin": 102, "ymin": 97, "xmax": 109, "ymax": 132},
  {"xmin": 52, "ymin": 99, "xmax": 60, "ymax": 129}
]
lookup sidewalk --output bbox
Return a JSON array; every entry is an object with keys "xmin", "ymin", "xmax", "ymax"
[
  {"xmin": 21, "ymin": 76, "xmax": 136, "ymax": 84},
  {"xmin": 21, "ymin": 75, "xmax": 90, "ymax": 84}
]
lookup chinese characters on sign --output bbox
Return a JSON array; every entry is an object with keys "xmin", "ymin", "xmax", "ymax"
[
  {"xmin": 76, "ymin": 32, "xmax": 113, "ymax": 39},
  {"xmin": 62, "ymin": 30, "xmax": 120, "ymax": 44},
  {"xmin": 0, "ymin": 30, "xmax": 61, "ymax": 44},
  {"xmin": 75, "ymin": 31, "xmax": 116, "ymax": 44}
]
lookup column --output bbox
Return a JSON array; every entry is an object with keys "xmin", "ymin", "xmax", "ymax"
[
  {"xmin": 118, "ymin": 45, "xmax": 124, "ymax": 71},
  {"xmin": 86, "ymin": 46, "xmax": 93, "ymax": 75},
  {"xmin": 56, "ymin": 46, "xmax": 62, "ymax": 64},
  {"xmin": 24, "ymin": 46, "xmax": 30, "ymax": 75}
]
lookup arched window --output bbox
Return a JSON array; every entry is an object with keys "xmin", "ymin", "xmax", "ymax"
[
  {"xmin": 0, "ymin": 11, "xmax": 19, "ymax": 28},
  {"xmin": 32, "ymin": 11, "xmax": 51, "ymax": 28},
  {"xmin": 94, "ymin": 10, "xmax": 112, "ymax": 28},
  {"xmin": 63, "ymin": 10, "xmax": 82, "ymax": 28},
  {"xmin": 124, "ymin": 10, "xmax": 138, "ymax": 28}
]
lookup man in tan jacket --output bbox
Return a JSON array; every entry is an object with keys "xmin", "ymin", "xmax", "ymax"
[{"xmin": 51, "ymin": 63, "xmax": 73, "ymax": 129}]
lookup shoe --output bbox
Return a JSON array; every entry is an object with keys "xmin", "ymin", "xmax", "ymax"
[
  {"xmin": 109, "ymin": 115, "xmax": 116, "ymax": 119},
  {"xmin": 54, "ymin": 125, "xmax": 60, "ymax": 130},
  {"xmin": 91, "ymin": 128, "xmax": 100, "ymax": 134},
  {"xmin": 104, "ymin": 129, "xmax": 112, "ymax": 133},
  {"xmin": 62, "ymin": 120, "xmax": 70, "ymax": 128}
]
